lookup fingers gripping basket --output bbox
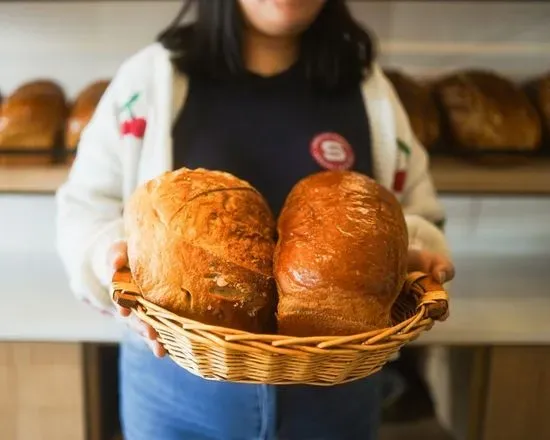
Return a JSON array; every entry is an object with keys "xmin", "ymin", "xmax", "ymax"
[{"xmin": 111, "ymin": 269, "xmax": 449, "ymax": 386}]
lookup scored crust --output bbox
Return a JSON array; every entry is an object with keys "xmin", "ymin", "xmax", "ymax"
[{"xmin": 124, "ymin": 168, "xmax": 277, "ymax": 333}]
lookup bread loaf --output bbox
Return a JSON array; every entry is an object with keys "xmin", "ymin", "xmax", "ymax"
[
  {"xmin": 527, "ymin": 74, "xmax": 550, "ymax": 141},
  {"xmin": 66, "ymin": 80, "xmax": 109, "ymax": 150},
  {"xmin": 385, "ymin": 70, "xmax": 441, "ymax": 149},
  {"xmin": 435, "ymin": 70, "xmax": 541, "ymax": 152},
  {"xmin": 274, "ymin": 171, "xmax": 409, "ymax": 337},
  {"xmin": 124, "ymin": 168, "xmax": 277, "ymax": 333},
  {"xmin": 0, "ymin": 80, "xmax": 67, "ymax": 150},
  {"xmin": 538, "ymin": 75, "xmax": 550, "ymax": 134}
]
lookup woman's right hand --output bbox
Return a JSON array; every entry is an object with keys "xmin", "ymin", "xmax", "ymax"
[{"xmin": 108, "ymin": 240, "xmax": 166, "ymax": 358}]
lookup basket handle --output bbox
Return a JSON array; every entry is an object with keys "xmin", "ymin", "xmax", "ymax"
[
  {"xmin": 110, "ymin": 267, "xmax": 141, "ymax": 309},
  {"xmin": 404, "ymin": 272, "xmax": 449, "ymax": 321}
]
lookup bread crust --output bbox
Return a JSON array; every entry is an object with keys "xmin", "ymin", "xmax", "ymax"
[
  {"xmin": 274, "ymin": 171, "xmax": 409, "ymax": 337},
  {"xmin": 538, "ymin": 75, "xmax": 550, "ymax": 133},
  {"xmin": 125, "ymin": 168, "xmax": 277, "ymax": 333},
  {"xmin": 385, "ymin": 70, "xmax": 441, "ymax": 149},
  {"xmin": 0, "ymin": 80, "xmax": 67, "ymax": 149},
  {"xmin": 435, "ymin": 70, "xmax": 541, "ymax": 151},
  {"xmin": 66, "ymin": 80, "xmax": 110, "ymax": 150}
]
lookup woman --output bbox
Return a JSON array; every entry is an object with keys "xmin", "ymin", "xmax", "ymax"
[{"xmin": 56, "ymin": 1, "xmax": 454, "ymax": 439}]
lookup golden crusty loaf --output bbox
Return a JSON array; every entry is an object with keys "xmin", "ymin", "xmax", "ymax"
[
  {"xmin": 274, "ymin": 171, "xmax": 409, "ymax": 337},
  {"xmin": 538, "ymin": 75, "xmax": 550, "ymax": 133},
  {"xmin": 66, "ymin": 80, "xmax": 109, "ymax": 150},
  {"xmin": 0, "ymin": 80, "xmax": 67, "ymax": 150},
  {"xmin": 386, "ymin": 70, "xmax": 441, "ymax": 149},
  {"xmin": 435, "ymin": 70, "xmax": 541, "ymax": 152},
  {"xmin": 124, "ymin": 168, "xmax": 278, "ymax": 333},
  {"xmin": 528, "ymin": 74, "xmax": 550, "ymax": 140}
]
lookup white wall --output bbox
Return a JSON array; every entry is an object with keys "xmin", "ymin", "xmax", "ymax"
[
  {"xmin": 0, "ymin": 1, "xmax": 181, "ymax": 98},
  {"xmin": 1, "ymin": 1, "xmax": 549, "ymax": 98},
  {"xmin": 350, "ymin": 1, "xmax": 550, "ymax": 79}
]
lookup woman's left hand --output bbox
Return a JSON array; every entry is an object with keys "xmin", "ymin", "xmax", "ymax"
[{"xmin": 407, "ymin": 248, "xmax": 455, "ymax": 284}]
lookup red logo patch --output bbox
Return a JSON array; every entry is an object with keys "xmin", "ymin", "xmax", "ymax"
[{"xmin": 310, "ymin": 133, "xmax": 355, "ymax": 171}]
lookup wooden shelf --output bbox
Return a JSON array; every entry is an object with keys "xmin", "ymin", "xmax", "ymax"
[
  {"xmin": 1, "ymin": 156, "xmax": 550, "ymax": 195},
  {"xmin": 430, "ymin": 156, "xmax": 550, "ymax": 195},
  {"xmin": 0, "ymin": 165, "xmax": 69, "ymax": 194}
]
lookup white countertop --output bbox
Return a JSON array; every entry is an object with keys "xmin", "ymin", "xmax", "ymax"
[
  {"xmin": 1, "ymin": 254, "xmax": 122, "ymax": 343},
  {"xmin": 1, "ymin": 193, "xmax": 550, "ymax": 345}
]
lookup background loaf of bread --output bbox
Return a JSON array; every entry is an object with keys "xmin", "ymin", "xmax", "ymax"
[
  {"xmin": 385, "ymin": 70, "xmax": 441, "ymax": 150},
  {"xmin": 0, "ymin": 79, "xmax": 67, "ymax": 150},
  {"xmin": 537, "ymin": 75, "xmax": 550, "ymax": 134},
  {"xmin": 435, "ymin": 70, "xmax": 541, "ymax": 152},
  {"xmin": 124, "ymin": 168, "xmax": 277, "ymax": 333},
  {"xmin": 274, "ymin": 171, "xmax": 409, "ymax": 337},
  {"xmin": 66, "ymin": 80, "xmax": 110, "ymax": 151},
  {"xmin": 525, "ymin": 73, "xmax": 550, "ymax": 147}
]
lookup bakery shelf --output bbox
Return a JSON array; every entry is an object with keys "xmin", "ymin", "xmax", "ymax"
[
  {"xmin": 1, "ymin": 157, "xmax": 550, "ymax": 195},
  {"xmin": 430, "ymin": 156, "xmax": 550, "ymax": 195},
  {"xmin": 0, "ymin": 165, "xmax": 69, "ymax": 193}
]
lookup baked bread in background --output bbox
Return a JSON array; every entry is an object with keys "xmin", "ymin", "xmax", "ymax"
[
  {"xmin": 274, "ymin": 171, "xmax": 409, "ymax": 337},
  {"xmin": 124, "ymin": 168, "xmax": 277, "ymax": 333},
  {"xmin": 537, "ymin": 75, "xmax": 550, "ymax": 134},
  {"xmin": 525, "ymin": 73, "xmax": 550, "ymax": 146},
  {"xmin": 66, "ymin": 80, "xmax": 109, "ymax": 151},
  {"xmin": 0, "ymin": 80, "xmax": 67, "ymax": 151},
  {"xmin": 434, "ymin": 70, "xmax": 541, "ymax": 152},
  {"xmin": 385, "ymin": 70, "xmax": 441, "ymax": 149}
]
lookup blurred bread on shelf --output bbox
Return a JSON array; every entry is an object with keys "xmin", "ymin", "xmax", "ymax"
[
  {"xmin": 434, "ymin": 70, "xmax": 541, "ymax": 153},
  {"xmin": 66, "ymin": 79, "xmax": 110, "ymax": 151},
  {"xmin": 0, "ymin": 79, "xmax": 67, "ymax": 165},
  {"xmin": 537, "ymin": 75, "xmax": 550, "ymax": 134},
  {"xmin": 385, "ymin": 69, "xmax": 441, "ymax": 150},
  {"xmin": 525, "ymin": 73, "xmax": 550, "ymax": 148}
]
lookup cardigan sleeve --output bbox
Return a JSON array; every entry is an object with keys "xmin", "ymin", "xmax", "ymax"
[{"xmin": 55, "ymin": 69, "xmax": 128, "ymax": 311}]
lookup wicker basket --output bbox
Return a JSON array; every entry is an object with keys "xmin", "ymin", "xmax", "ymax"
[{"xmin": 111, "ymin": 269, "xmax": 449, "ymax": 386}]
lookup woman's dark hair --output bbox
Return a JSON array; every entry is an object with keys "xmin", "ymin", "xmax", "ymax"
[{"xmin": 158, "ymin": 0, "xmax": 376, "ymax": 91}]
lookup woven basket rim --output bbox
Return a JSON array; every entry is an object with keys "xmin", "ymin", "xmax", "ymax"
[
  {"xmin": 110, "ymin": 269, "xmax": 449, "ymax": 385},
  {"xmin": 111, "ymin": 269, "xmax": 449, "ymax": 350}
]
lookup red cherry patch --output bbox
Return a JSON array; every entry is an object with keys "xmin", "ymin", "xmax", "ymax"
[{"xmin": 120, "ymin": 117, "xmax": 147, "ymax": 139}]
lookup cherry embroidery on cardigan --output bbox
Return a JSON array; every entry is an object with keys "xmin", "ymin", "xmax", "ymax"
[
  {"xmin": 120, "ymin": 92, "xmax": 147, "ymax": 139},
  {"xmin": 393, "ymin": 139, "xmax": 411, "ymax": 192},
  {"xmin": 121, "ymin": 118, "xmax": 147, "ymax": 138}
]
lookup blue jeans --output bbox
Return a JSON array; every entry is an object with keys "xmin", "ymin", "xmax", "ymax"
[{"xmin": 119, "ymin": 337, "xmax": 383, "ymax": 440}]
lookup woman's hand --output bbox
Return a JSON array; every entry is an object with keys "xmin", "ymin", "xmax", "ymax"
[
  {"xmin": 407, "ymin": 247, "xmax": 455, "ymax": 285},
  {"xmin": 108, "ymin": 240, "xmax": 166, "ymax": 358}
]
